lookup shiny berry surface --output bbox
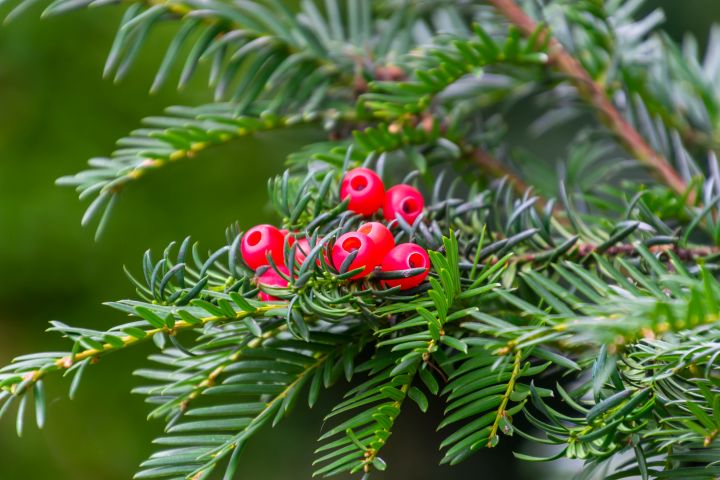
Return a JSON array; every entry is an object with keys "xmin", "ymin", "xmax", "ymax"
[
  {"xmin": 241, "ymin": 224, "xmax": 285, "ymax": 270},
  {"xmin": 357, "ymin": 222, "xmax": 395, "ymax": 258},
  {"xmin": 331, "ymin": 232, "xmax": 381, "ymax": 279},
  {"xmin": 257, "ymin": 266, "xmax": 289, "ymax": 301},
  {"xmin": 293, "ymin": 238, "xmax": 312, "ymax": 266},
  {"xmin": 280, "ymin": 229, "xmax": 295, "ymax": 247},
  {"xmin": 291, "ymin": 237, "xmax": 329, "ymax": 268},
  {"xmin": 340, "ymin": 167, "xmax": 385, "ymax": 216},
  {"xmin": 380, "ymin": 243, "xmax": 430, "ymax": 290},
  {"xmin": 383, "ymin": 184, "xmax": 424, "ymax": 224}
]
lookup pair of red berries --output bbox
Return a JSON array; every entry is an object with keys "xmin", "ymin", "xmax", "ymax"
[
  {"xmin": 340, "ymin": 167, "xmax": 425, "ymax": 224},
  {"xmin": 240, "ymin": 222, "xmax": 430, "ymax": 300},
  {"xmin": 332, "ymin": 222, "xmax": 430, "ymax": 289}
]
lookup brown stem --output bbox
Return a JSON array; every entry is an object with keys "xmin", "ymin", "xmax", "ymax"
[
  {"xmin": 487, "ymin": 0, "xmax": 693, "ymax": 203},
  {"xmin": 507, "ymin": 242, "xmax": 719, "ymax": 265},
  {"xmin": 471, "ymin": 148, "xmax": 530, "ymax": 194}
]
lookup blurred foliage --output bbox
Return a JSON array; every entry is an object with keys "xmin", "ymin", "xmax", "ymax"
[
  {"xmin": 0, "ymin": 2, "xmax": 719, "ymax": 479},
  {"xmin": 0, "ymin": 8, "xmax": 306, "ymax": 479}
]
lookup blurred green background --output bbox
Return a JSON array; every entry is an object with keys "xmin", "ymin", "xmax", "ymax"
[{"xmin": 0, "ymin": 2, "xmax": 718, "ymax": 479}]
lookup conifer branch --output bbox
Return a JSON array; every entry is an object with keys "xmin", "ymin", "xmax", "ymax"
[
  {"xmin": 487, "ymin": 348, "xmax": 522, "ymax": 447},
  {"xmin": 5, "ymin": 2, "xmax": 720, "ymax": 479},
  {"xmin": 504, "ymin": 241, "xmax": 720, "ymax": 265},
  {"xmin": 190, "ymin": 348, "xmax": 338, "ymax": 479},
  {"xmin": 487, "ymin": 0, "xmax": 692, "ymax": 202},
  {"xmin": 2, "ymin": 304, "xmax": 284, "ymax": 397},
  {"xmin": 58, "ymin": 109, "xmax": 335, "ymax": 237},
  {"xmin": 148, "ymin": 324, "xmax": 289, "ymax": 419}
]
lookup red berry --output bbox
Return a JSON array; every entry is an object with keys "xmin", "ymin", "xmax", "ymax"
[
  {"xmin": 331, "ymin": 232, "xmax": 382, "ymax": 279},
  {"xmin": 257, "ymin": 265, "xmax": 290, "ymax": 301},
  {"xmin": 291, "ymin": 237, "xmax": 328, "ymax": 268},
  {"xmin": 340, "ymin": 167, "xmax": 385, "ymax": 216},
  {"xmin": 357, "ymin": 222, "xmax": 395, "ymax": 258},
  {"xmin": 280, "ymin": 229, "xmax": 295, "ymax": 247},
  {"xmin": 294, "ymin": 238, "xmax": 311, "ymax": 266},
  {"xmin": 241, "ymin": 224, "xmax": 285, "ymax": 270},
  {"xmin": 381, "ymin": 243, "xmax": 430, "ymax": 290},
  {"xmin": 383, "ymin": 184, "xmax": 424, "ymax": 224}
]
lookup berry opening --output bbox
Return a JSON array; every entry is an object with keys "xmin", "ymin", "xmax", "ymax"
[
  {"xmin": 408, "ymin": 252, "xmax": 425, "ymax": 268},
  {"xmin": 247, "ymin": 231, "xmax": 262, "ymax": 246},
  {"xmin": 402, "ymin": 198, "xmax": 418, "ymax": 214},
  {"xmin": 342, "ymin": 237, "xmax": 362, "ymax": 252},
  {"xmin": 350, "ymin": 175, "xmax": 368, "ymax": 191}
]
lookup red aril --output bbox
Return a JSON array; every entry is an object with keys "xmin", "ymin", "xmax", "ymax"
[
  {"xmin": 257, "ymin": 265, "xmax": 290, "ymax": 301},
  {"xmin": 331, "ymin": 232, "xmax": 381, "ymax": 279},
  {"xmin": 380, "ymin": 243, "xmax": 430, "ymax": 290},
  {"xmin": 340, "ymin": 167, "xmax": 385, "ymax": 216},
  {"xmin": 383, "ymin": 184, "xmax": 424, "ymax": 224},
  {"xmin": 357, "ymin": 222, "xmax": 395, "ymax": 258},
  {"xmin": 241, "ymin": 224, "xmax": 285, "ymax": 270}
]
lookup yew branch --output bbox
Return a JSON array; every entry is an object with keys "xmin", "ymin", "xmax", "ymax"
[{"xmin": 488, "ymin": 0, "xmax": 692, "ymax": 202}]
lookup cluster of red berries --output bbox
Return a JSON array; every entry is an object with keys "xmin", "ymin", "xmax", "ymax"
[{"xmin": 240, "ymin": 167, "xmax": 431, "ymax": 301}]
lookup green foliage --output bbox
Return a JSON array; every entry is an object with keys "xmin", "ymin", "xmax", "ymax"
[{"xmin": 3, "ymin": 1, "xmax": 720, "ymax": 479}]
